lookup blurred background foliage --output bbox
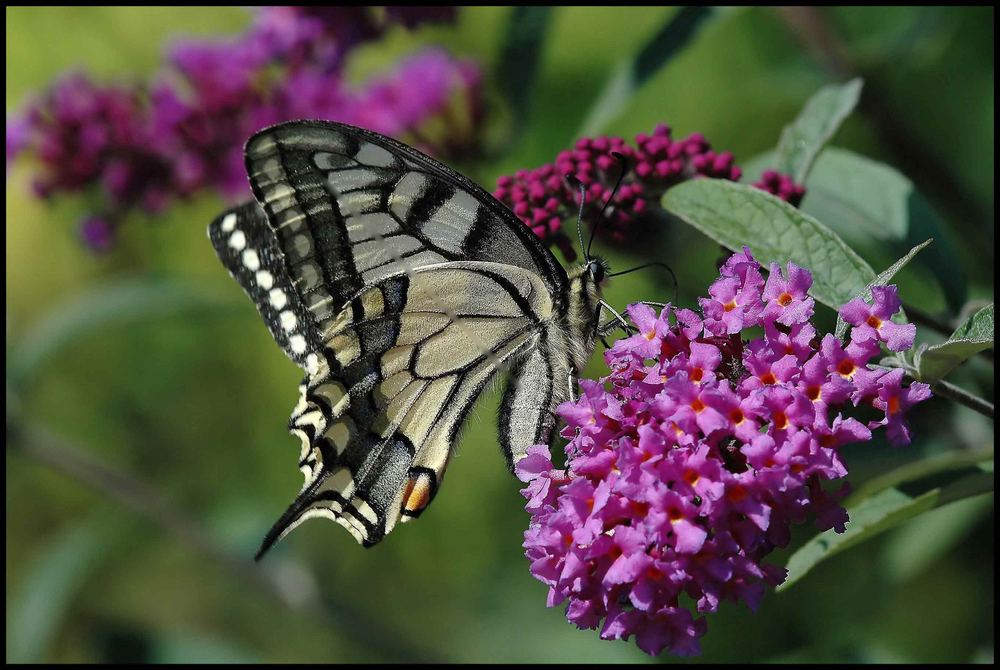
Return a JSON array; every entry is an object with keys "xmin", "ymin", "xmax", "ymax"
[{"xmin": 6, "ymin": 6, "xmax": 993, "ymax": 663}]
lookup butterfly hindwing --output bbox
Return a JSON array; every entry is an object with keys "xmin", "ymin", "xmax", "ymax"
[
  {"xmin": 257, "ymin": 261, "xmax": 554, "ymax": 552},
  {"xmin": 208, "ymin": 202, "xmax": 324, "ymax": 369}
]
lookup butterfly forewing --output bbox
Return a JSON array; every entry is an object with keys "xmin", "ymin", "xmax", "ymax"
[{"xmin": 244, "ymin": 120, "xmax": 568, "ymax": 317}]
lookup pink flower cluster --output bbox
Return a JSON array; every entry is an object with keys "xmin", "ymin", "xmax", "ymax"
[
  {"xmin": 517, "ymin": 249, "xmax": 929, "ymax": 656},
  {"xmin": 752, "ymin": 169, "xmax": 806, "ymax": 207},
  {"xmin": 7, "ymin": 7, "xmax": 476, "ymax": 251},
  {"xmin": 493, "ymin": 124, "xmax": 804, "ymax": 259}
]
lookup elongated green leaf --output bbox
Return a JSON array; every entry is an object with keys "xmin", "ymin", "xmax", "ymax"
[
  {"xmin": 662, "ymin": 179, "xmax": 876, "ymax": 311},
  {"xmin": 496, "ymin": 6, "xmax": 553, "ymax": 135},
  {"xmin": 834, "ymin": 239, "xmax": 932, "ymax": 338},
  {"xmin": 780, "ymin": 451, "xmax": 993, "ymax": 591},
  {"xmin": 152, "ymin": 633, "xmax": 261, "ymax": 664},
  {"xmin": 6, "ymin": 516, "xmax": 115, "ymax": 662},
  {"xmin": 881, "ymin": 494, "xmax": 993, "ymax": 583},
  {"xmin": 848, "ymin": 447, "xmax": 993, "ymax": 503},
  {"xmin": 800, "ymin": 147, "xmax": 911, "ymax": 241},
  {"xmin": 7, "ymin": 278, "xmax": 241, "ymax": 390},
  {"xmin": 800, "ymin": 147, "xmax": 967, "ymax": 311},
  {"xmin": 577, "ymin": 7, "xmax": 715, "ymax": 136},
  {"xmin": 915, "ymin": 303, "xmax": 994, "ymax": 383},
  {"xmin": 775, "ymin": 78, "xmax": 863, "ymax": 183}
]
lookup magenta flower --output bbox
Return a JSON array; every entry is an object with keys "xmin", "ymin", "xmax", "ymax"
[
  {"xmin": 819, "ymin": 333, "xmax": 885, "ymax": 401},
  {"xmin": 518, "ymin": 251, "xmax": 929, "ymax": 656},
  {"xmin": 494, "ymin": 129, "xmax": 805, "ymax": 259},
  {"xmin": 700, "ymin": 262, "xmax": 765, "ymax": 335},
  {"xmin": 752, "ymin": 169, "xmax": 806, "ymax": 206},
  {"xmin": 761, "ymin": 261, "xmax": 815, "ymax": 326},
  {"xmin": 839, "ymin": 285, "xmax": 917, "ymax": 352},
  {"xmin": 79, "ymin": 215, "xmax": 116, "ymax": 252},
  {"xmin": 869, "ymin": 369, "xmax": 933, "ymax": 445},
  {"xmin": 7, "ymin": 7, "xmax": 473, "ymax": 252}
]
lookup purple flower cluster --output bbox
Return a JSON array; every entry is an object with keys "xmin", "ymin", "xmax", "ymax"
[
  {"xmin": 752, "ymin": 169, "xmax": 806, "ymax": 207},
  {"xmin": 7, "ymin": 7, "xmax": 476, "ymax": 251},
  {"xmin": 493, "ymin": 124, "xmax": 805, "ymax": 259},
  {"xmin": 518, "ymin": 249, "xmax": 929, "ymax": 656}
]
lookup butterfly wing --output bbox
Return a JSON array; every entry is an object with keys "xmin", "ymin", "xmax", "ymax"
[
  {"xmin": 243, "ymin": 120, "xmax": 569, "ymax": 328},
  {"xmin": 208, "ymin": 201, "xmax": 325, "ymax": 370},
  {"xmin": 259, "ymin": 260, "xmax": 556, "ymax": 553},
  {"xmin": 222, "ymin": 121, "xmax": 576, "ymax": 552}
]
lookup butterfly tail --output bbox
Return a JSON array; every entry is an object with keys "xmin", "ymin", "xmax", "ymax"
[{"xmin": 255, "ymin": 474, "xmax": 328, "ymax": 561}]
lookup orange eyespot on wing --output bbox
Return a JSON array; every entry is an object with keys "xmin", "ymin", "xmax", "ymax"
[{"xmin": 401, "ymin": 469, "xmax": 437, "ymax": 520}]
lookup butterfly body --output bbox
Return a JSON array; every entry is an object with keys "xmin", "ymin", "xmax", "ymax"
[{"xmin": 208, "ymin": 121, "xmax": 607, "ymax": 554}]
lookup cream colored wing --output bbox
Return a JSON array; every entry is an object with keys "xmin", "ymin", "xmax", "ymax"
[{"xmin": 256, "ymin": 260, "xmax": 557, "ymax": 554}]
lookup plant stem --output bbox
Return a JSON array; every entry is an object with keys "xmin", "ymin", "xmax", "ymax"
[
  {"xmin": 930, "ymin": 379, "xmax": 995, "ymax": 419},
  {"xmin": 903, "ymin": 301, "xmax": 954, "ymax": 337},
  {"xmin": 903, "ymin": 301, "xmax": 994, "ymax": 363}
]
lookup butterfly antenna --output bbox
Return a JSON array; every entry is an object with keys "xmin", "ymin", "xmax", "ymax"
[
  {"xmin": 608, "ymin": 261, "xmax": 680, "ymax": 305},
  {"xmin": 566, "ymin": 174, "xmax": 590, "ymax": 262},
  {"xmin": 586, "ymin": 151, "xmax": 630, "ymax": 260}
]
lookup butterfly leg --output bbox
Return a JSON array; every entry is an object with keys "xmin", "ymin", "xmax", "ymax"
[{"xmin": 598, "ymin": 300, "xmax": 635, "ymax": 335}]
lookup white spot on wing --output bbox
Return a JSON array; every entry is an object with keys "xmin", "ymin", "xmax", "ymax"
[
  {"xmin": 280, "ymin": 310, "xmax": 298, "ymax": 332},
  {"xmin": 242, "ymin": 249, "xmax": 261, "ymax": 271},
  {"xmin": 270, "ymin": 288, "xmax": 288, "ymax": 309},
  {"xmin": 228, "ymin": 230, "xmax": 247, "ymax": 251},
  {"xmin": 305, "ymin": 353, "xmax": 320, "ymax": 376},
  {"xmin": 289, "ymin": 334, "xmax": 307, "ymax": 354},
  {"xmin": 255, "ymin": 270, "xmax": 274, "ymax": 290},
  {"xmin": 220, "ymin": 213, "xmax": 237, "ymax": 232}
]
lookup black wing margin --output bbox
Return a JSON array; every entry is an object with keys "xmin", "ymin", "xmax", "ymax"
[{"xmin": 208, "ymin": 201, "xmax": 324, "ymax": 370}]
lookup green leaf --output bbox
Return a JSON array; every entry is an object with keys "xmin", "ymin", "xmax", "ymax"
[
  {"xmin": 914, "ymin": 303, "xmax": 994, "ymax": 383},
  {"xmin": 152, "ymin": 633, "xmax": 261, "ymax": 664},
  {"xmin": 735, "ymin": 147, "xmax": 967, "ymax": 312},
  {"xmin": 834, "ymin": 239, "xmax": 932, "ymax": 338},
  {"xmin": 577, "ymin": 7, "xmax": 715, "ymax": 136},
  {"xmin": 780, "ymin": 449, "xmax": 994, "ymax": 591},
  {"xmin": 799, "ymin": 147, "xmax": 912, "ymax": 241},
  {"xmin": 775, "ymin": 78, "xmax": 863, "ymax": 183},
  {"xmin": 495, "ymin": 6, "xmax": 554, "ymax": 136},
  {"xmin": 662, "ymin": 179, "xmax": 876, "ymax": 311},
  {"xmin": 881, "ymin": 494, "xmax": 993, "ymax": 584},
  {"xmin": 6, "ymin": 515, "xmax": 115, "ymax": 663},
  {"xmin": 799, "ymin": 147, "xmax": 967, "ymax": 311},
  {"xmin": 7, "ymin": 278, "xmax": 241, "ymax": 391}
]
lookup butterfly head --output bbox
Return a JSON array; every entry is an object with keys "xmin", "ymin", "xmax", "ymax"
[{"xmin": 585, "ymin": 255, "xmax": 610, "ymax": 287}]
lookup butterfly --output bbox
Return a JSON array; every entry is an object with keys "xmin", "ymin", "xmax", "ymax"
[{"xmin": 209, "ymin": 120, "xmax": 625, "ymax": 557}]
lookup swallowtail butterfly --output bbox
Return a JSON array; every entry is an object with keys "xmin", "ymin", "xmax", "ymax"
[{"xmin": 209, "ymin": 121, "xmax": 618, "ymax": 557}]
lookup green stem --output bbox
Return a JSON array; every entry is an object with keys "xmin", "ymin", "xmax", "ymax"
[
  {"xmin": 903, "ymin": 301, "xmax": 954, "ymax": 337},
  {"xmin": 930, "ymin": 379, "xmax": 995, "ymax": 419},
  {"xmin": 904, "ymin": 302, "xmax": 994, "ymax": 364}
]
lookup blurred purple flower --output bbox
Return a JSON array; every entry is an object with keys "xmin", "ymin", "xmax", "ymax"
[
  {"xmin": 494, "ymin": 125, "xmax": 806, "ymax": 259},
  {"xmin": 518, "ymin": 251, "xmax": 928, "ymax": 656},
  {"xmin": 753, "ymin": 169, "xmax": 806, "ymax": 207},
  {"xmin": 79, "ymin": 215, "xmax": 116, "ymax": 252},
  {"xmin": 6, "ymin": 6, "xmax": 473, "ymax": 251}
]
